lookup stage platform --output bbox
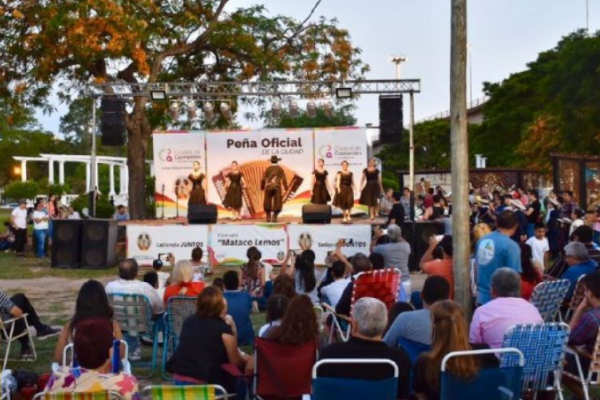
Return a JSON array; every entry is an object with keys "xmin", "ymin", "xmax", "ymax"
[{"xmin": 118, "ymin": 215, "xmax": 389, "ymax": 227}]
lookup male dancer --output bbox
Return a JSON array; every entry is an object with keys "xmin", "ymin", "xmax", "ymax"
[{"xmin": 261, "ymin": 155, "xmax": 288, "ymax": 222}]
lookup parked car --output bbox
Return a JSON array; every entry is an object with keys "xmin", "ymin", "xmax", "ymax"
[{"xmin": 0, "ymin": 203, "xmax": 18, "ymax": 210}]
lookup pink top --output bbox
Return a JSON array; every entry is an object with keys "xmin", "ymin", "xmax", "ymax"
[{"xmin": 469, "ymin": 297, "xmax": 543, "ymax": 349}]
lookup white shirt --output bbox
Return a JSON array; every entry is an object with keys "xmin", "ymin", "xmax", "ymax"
[
  {"xmin": 156, "ymin": 271, "xmax": 170, "ymax": 290},
  {"xmin": 11, "ymin": 207, "xmax": 28, "ymax": 229},
  {"xmin": 105, "ymin": 279, "xmax": 165, "ymax": 314},
  {"xmin": 258, "ymin": 320, "xmax": 281, "ymax": 338},
  {"xmin": 68, "ymin": 212, "xmax": 81, "ymax": 220},
  {"xmin": 321, "ymin": 277, "xmax": 351, "ymax": 308},
  {"xmin": 32, "ymin": 211, "xmax": 49, "ymax": 230},
  {"xmin": 525, "ymin": 236, "xmax": 549, "ymax": 267},
  {"xmin": 570, "ymin": 219, "xmax": 585, "ymax": 236}
]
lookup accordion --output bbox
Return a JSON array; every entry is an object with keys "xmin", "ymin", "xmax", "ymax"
[{"xmin": 212, "ymin": 161, "xmax": 303, "ymax": 217}]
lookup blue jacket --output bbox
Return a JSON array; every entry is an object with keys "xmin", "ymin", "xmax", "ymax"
[
  {"xmin": 223, "ymin": 291, "xmax": 254, "ymax": 346},
  {"xmin": 562, "ymin": 259, "xmax": 599, "ymax": 299}
]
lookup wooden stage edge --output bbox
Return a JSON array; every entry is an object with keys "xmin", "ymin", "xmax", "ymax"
[{"xmin": 118, "ymin": 215, "xmax": 389, "ymax": 227}]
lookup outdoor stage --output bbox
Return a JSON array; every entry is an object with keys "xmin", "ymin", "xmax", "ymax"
[{"xmin": 118, "ymin": 215, "xmax": 387, "ymax": 227}]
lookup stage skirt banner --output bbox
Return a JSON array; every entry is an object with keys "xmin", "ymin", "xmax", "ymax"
[
  {"xmin": 127, "ymin": 224, "xmax": 209, "ymax": 267},
  {"xmin": 206, "ymin": 129, "xmax": 314, "ymax": 219},
  {"xmin": 153, "ymin": 131, "xmax": 206, "ymax": 218},
  {"xmin": 314, "ymin": 128, "xmax": 368, "ymax": 213},
  {"xmin": 209, "ymin": 224, "xmax": 288, "ymax": 266},
  {"xmin": 287, "ymin": 224, "xmax": 372, "ymax": 265}
]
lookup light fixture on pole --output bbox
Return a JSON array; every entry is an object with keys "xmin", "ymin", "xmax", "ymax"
[
  {"xmin": 389, "ymin": 55, "xmax": 407, "ymax": 79},
  {"xmin": 203, "ymin": 102, "xmax": 215, "ymax": 120},
  {"xmin": 170, "ymin": 101, "xmax": 179, "ymax": 120},
  {"xmin": 335, "ymin": 87, "xmax": 352, "ymax": 99},
  {"xmin": 289, "ymin": 100, "xmax": 299, "ymax": 118},
  {"xmin": 306, "ymin": 101, "xmax": 317, "ymax": 118},
  {"xmin": 323, "ymin": 101, "xmax": 334, "ymax": 117},
  {"xmin": 150, "ymin": 90, "xmax": 167, "ymax": 101},
  {"xmin": 187, "ymin": 100, "xmax": 197, "ymax": 120},
  {"xmin": 220, "ymin": 102, "xmax": 233, "ymax": 120},
  {"xmin": 271, "ymin": 101, "xmax": 281, "ymax": 119}
]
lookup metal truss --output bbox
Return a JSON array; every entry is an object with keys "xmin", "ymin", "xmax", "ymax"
[{"xmin": 88, "ymin": 79, "xmax": 421, "ymax": 98}]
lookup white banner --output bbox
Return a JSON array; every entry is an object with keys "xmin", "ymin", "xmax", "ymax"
[
  {"xmin": 209, "ymin": 224, "xmax": 288, "ymax": 266},
  {"xmin": 127, "ymin": 224, "xmax": 209, "ymax": 267},
  {"xmin": 153, "ymin": 131, "xmax": 206, "ymax": 218},
  {"xmin": 314, "ymin": 128, "xmax": 368, "ymax": 212},
  {"xmin": 206, "ymin": 129, "xmax": 314, "ymax": 219},
  {"xmin": 287, "ymin": 224, "xmax": 372, "ymax": 265}
]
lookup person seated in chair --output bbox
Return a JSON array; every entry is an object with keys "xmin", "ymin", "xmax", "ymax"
[
  {"xmin": 319, "ymin": 297, "xmax": 411, "ymax": 400},
  {"xmin": 561, "ymin": 242, "xmax": 599, "ymax": 302},
  {"xmin": 222, "ymin": 271, "xmax": 254, "ymax": 346}
]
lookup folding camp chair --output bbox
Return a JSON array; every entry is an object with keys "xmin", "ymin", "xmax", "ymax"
[
  {"xmin": 162, "ymin": 296, "xmax": 196, "ymax": 380},
  {"xmin": 397, "ymin": 337, "xmax": 431, "ymax": 365},
  {"xmin": 62, "ymin": 341, "xmax": 130, "ymax": 374},
  {"xmin": 529, "ymin": 280, "xmax": 571, "ymax": 322},
  {"xmin": 108, "ymin": 293, "xmax": 160, "ymax": 378},
  {"xmin": 440, "ymin": 348, "xmax": 524, "ymax": 400},
  {"xmin": 33, "ymin": 391, "xmax": 123, "ymax": 400},
  {"xmin": 501, "ymin": 323, "xmax": 570, "ymax": 400},
  {"xmin": 324, "ymin": 268, "xmax": 401, "ymax": 343},
  {"xmin": 563, "ymin": 328, "xmax": 600, "ymax": 400},
  {"xmin": 141, "ymin": 385, "xmax": 228, "ymax": 400},
  {"xmin": 1, "ymin": 314, "xmax": 37, "ymax": 370},
  {"xmin": 312, "ymin": 359, "xmax": 398, "ymax": 400},
  {"xmin": 564, "ymin": 275, "xmax": 586, "ymax": 322},
  {"xmin": 252, "ymin": 337, "xmax": 317, "ymax": 399}
]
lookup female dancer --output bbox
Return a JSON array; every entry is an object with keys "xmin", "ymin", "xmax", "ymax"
[
  {"xmin": 333, "ymin": 160, "xmax": 355, "ymax": 224},
  {"xmin": 310, "ymin": 158, "xmax": 332, "ymax": 205},
  {"xmin": 359, "ymin": 157, "xmax": 384, "ymax": 220},
  {"xmin": 188, "ymin": 160, "xmax": 207, "ymax": 206},
  {"xmin": 223, "ymin": 161, "xmax": 246, "ymax": 220}
]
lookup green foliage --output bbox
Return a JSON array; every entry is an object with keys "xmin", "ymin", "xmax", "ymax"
[
  {"xmin": 47, "ymin": 183, "xmax": 71, "ymax": 196},
  {"xmin": 70, "ymin": 194, "xmax": 114, "ymax": 219},
  {"xmin": 3, "ymin": 181, "xmax": 39, "ymax": 201},
  {"xmin": 382, "ymin": 178, "xmax": 399, "ymax": 192},
  {"xmin": 264, "ymin": 103, "xmax": 357, "ymax": 128}
]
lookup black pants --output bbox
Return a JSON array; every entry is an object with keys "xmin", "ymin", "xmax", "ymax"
[
  {"xmin": 263, "ymin": 185, "xmax": 283, "ymax": 213},
  {"xmin": 13, "ymin": 228, "xmax": 27, "ymax": 254},
  {"xmin": 6, "ymin": 294, "xmax": 43, "ymax": 352}
]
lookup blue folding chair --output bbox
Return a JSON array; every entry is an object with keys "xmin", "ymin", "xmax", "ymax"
[
  {"xmin": 398, "ymin": 337, "xmax": 431, "ymax": 365},
  {"xmin": 501, "ymin": 323, "xmax": 570, "ymax": 400},
  {"xmin": 161, "ymin": 296, "xmax": 196, "ymax": 380},
  {"xmin": 312, "ymin": 359, "xmax": 398, "ymax": 400},
  {"xmin": 440, "ymin": 348, "xmax": 524, "ymax": 400},
  {"xmin": 529, "ymin": 279, "xmax": 570, "ymax": 322}
]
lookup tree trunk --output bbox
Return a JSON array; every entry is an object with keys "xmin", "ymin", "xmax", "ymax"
[
  {"xmin": 450, "ymin": 0, "xmax": 471, "ymax": 317},
  {"xmin": 126, "ymin": 102, "xmax": 151, "ymax": 220}
]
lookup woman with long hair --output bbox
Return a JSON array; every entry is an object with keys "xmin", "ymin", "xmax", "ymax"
[
  {"xmin": 413, "ymin": 301, "xmax": 479, "ymax": 400},
  {"xmin": 359, "ymin": 157, "xmax": 384, "ymax": 220},
  {"xmin": 240, "ymin": 247, "xmax": 265, "ymax": 308},
  {"xmin": 519, "ymin": 243, "xmax": 543, "ymax": 301},
  {"xmin": 280, "ymin": 249, "xmax": 318, "ymax": 304},
  {"xmin": 265, "ymin": 295, "xmax": 319, "ymax": 345},
  {"xmin": 54, "ymin": 280, "xmax": 122, "ymax": 363},
  {"xmin": 163, "ymin": 260, "xmax": 206, "ymax": 304}
]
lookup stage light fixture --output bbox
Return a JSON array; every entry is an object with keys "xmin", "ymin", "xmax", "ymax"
[
  {"xmin": 187, "ymin": 101, "xmax": 197, "ymax": 120},
  {"xmin": 336, "ymin": 87, "xmax": 353, "ymax": 99},
  {"xmin": 203, "ymin": 102, "xmax": 215, "ymax": 120},
  {"xmin": 289, "ymin": 100, "xmax": 299, "ymax": 118},
  {"xmin": 307, "ymin": 101, "xmax": 317, "ymax": 118},
  {"xmin": 271, "ymin": 101, "xmax": 281, "ymax": 119},
  {"xmin": 150, "ymin": 90, "xmax": 167, "ymax": 101},
  {"xmin": 220, "ymin": 102, "xmax": 233, "ymax": 120},
  {"xmin": 170, "ymin": 101, "xmax": 179, "ymax": 120},
  {"xmin": 323, "ymin": 101, "xmax": 334, "ymax": 117}
]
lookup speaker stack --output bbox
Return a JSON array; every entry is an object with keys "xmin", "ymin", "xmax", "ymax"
[
  {"xmin": 100, "ymin": 97, "xmax": 126, "ymax": 146},
  {"xmin": 378, "ymin": 95, "xmax": 404, "ymax": 145},
  {"xmin": 302, "ymin": 204, "xmax": 332, "ymax": 224},
  {"xmin": 51, "ymin": 220, "xmax": 118, "ymax": 269},
  {"xmin": 188, "ymin": 205, "xmax": 218, "ymax": 224}
]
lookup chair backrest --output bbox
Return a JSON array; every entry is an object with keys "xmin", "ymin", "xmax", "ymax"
[
  {"xmin": 398, "ymin": 337, "xmax": 431, "ymax": 365},
  {"xmin": 501, "ymin": 323, "xmax": 569, "ymax": 392},
  {"xmin": 440, "ymin": 348, "xmax": 524, "ymax": 400},
  {"xmin": 108, "ymin": 293, "xmax": 154, "ymax": 335},
  {"xmin": 529, "ymin": 280, "xmax": 571, "ymax": 321},
  {"xmin": 254, "ymin": 337, "xmax": 317, "ymax": 397},
  {"xmin": 167, "ymin": 296, "xmax": 197, "ymax": 340},
  {"xmin": 312, "ymin": 359, "xmax": 398, "ymax": 400},
  {"xmin": 62, "ymin": 341, "xmax": 130, "ymax": 374},
  {"xmin": 141, "ymin": 385, "xmax": 228, "ymax": 400},
  {"xmin": 33, "ymin": 391, "xmax": 122, "ymax": 400},
  {"xmin": 314, "ymin": 305, "xmax": 325, "ymax": 333},
  {"xmin": 351, "ymin": 268, "xmax": 401, "ymax": 312},
  {"xmin": 568, "ymin": 275, "xmax": 587, "ymax": 313},
  {"xmin": 587, "ymin": 328, "xmax": 600, "ymax": 385}
]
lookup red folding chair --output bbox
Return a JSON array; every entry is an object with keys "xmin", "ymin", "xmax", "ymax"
[
  {"xmin": 252, "ymin": 337, "xmax": 317, "ymax": 400},
  {"xmin": 324, "ymin": 268, "xmax": 401, "ymax": 343}
]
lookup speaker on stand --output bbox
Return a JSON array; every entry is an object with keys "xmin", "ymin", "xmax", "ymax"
[
  {"xmin": 302, "ymin": 205, "xmax": 332, "ymax": 224},
  {"xmin": 100, "ymin": 97, "xmax": 127, "ymax": 146},
  {"xmin": 378, "ymin": 95, "xmax": 404, "ymax": 145},
  {"xmin": 188, "ymin": 204, "xmax": 218, "ymax": 224}
]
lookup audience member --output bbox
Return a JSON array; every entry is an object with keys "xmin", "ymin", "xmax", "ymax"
[
  {"xmin": 222, "ymin": 270, "xmax": 254, "ymax": 346},
  {"xmin": 561, "ymin": 242, "xmax": 598, "ymax": 301},
  {"xmin": 272, "ymin": 274, "xmax": 297, "ymax": 299},
  {"xmin": 281, "ymin": 249, "xmax": 319, "ymax": 304},
  {"xmin": 258, "ymin": 295, "xmax": 290, "ymax": 338},
  {"xmin": 212, "ymin": 278, "xmax": 225, "ymax": 291},
  {"xmin": 525, "ymin": 222, "xmax": 550, "ymax": 269},
  {"xmin": 189, "ymin": 247, "xmax": 211, "ymax": 281},
  {"xmin": 10, "ymin": 200, "xmax": 28, "ymax": 257},
  {"xmin": 264, "ymin": 295, "xmax": 318, "ymax": 345},
  {"xmin": 319, "ymin": 297, "xmax": 410, "ymax": 400},
  {"xmin": 470, "ymin": 268, "xmax": 543, "ymax": 349},
  {"xmin": 113, "ymin": 205, "xmax": 130, "ymax": 221},
  {"xmin": 569, "ymin": 209, "xmax": 586, "ymax": 237},
  {"xmin": 170, "ymin": 287, "xmax": 249, "ymax": 393},
  {"xmin": 163, "ymin": 260, "xmax": 206, "ymax": 304},
  {"xmin": 54, "ymin": 280, "xmax": 123, "ymax": 363},
  {"xmin": 387, "ymin": 192, "xmax": 406, "ymax": 225},
  {"xmin": 368, "ymin": 252, "xmax": 386, "ymax": 270},
  {"xmin": 420, "ymin": 235, "xmax": 454, "ymax": 299},
  {"xmin": 372, "ymin": 224, "xmax": 412, "ymax": 295},
  {"xmin": 45, "ymin": 318, "xmax": 139, "ymax": 399},
  {"xmin": 384, "ymin": 276, "xmax": 450, "ymax": 347},
  {"xmin": 571, "ymin": 225, "xmax": 600, "ymax": 266},
  {"xmin": 144, "ymin": 271, "xmax": 160, "ymax": 294},
  {"xmin": 475, "ymin": 210, "xmax": 522, "ymax": 305},
  {"xmin": 383, "ymin": 302, "xmax": 414, "ymax": 336},
  {"xmin": 524, "ymin": 190, "xmax": 541, "ymax": 238},
  {"xmin": 321, "ymin": 261, "xmax": 350, "ymax": 308},
  {"xmin": 400, "ymin": 187, "xmax": 411, "ymax": 217},
  {"xmin": 239, "ymin": 246, "xmax": 266, "ymax": 310},
  {"xmin": 153, "ymin": 258, "xmax": 170, "ymax": 291},
  {"xmin": 67, "ymin": 206, "xmax": 81, "ymax": 220},
  {"xmin": 519, "ymin": 243, "xmax": 543, "ymax": 301},
  {"xmin": 32, "ymin": 201, "xmax": 50, "ymax": 258},
  {"xmin": 380, "ymin": 188, "xmax": 395, "ymax": 216},
  {"xmin": 335, "ymin": 253, "xmax": 373, "ymax": 316}
]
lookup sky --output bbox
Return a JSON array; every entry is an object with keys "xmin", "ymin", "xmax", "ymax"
[{"xmin": 36, "ymin": 0, "xmax": 594, "ymax": 134}]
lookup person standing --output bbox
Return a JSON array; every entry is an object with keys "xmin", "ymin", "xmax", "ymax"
[
  {"xmin": 561, "ymin": 190, "xmax": 578, "ymax": 219},
  {"xmin": 400, "ymin": 187, "xmax": 411, "ymax": 218},
  {"xmin": 11, "ymin": 200, "xmax": 28, "ymax": 257},
  {"xmin": 188, "ymin": 160, "xmax": 207, "ymax": 207},
  {"xmin": 371, "ymin": 224, "xmax": 412, "ymax": 296},
  {"xmin": 333, "ymin": 160, "xmax": 355, "ymax": 224},
  {"xmin": 261, "ymin": 155, "xmax": 288, "ymax": 223},
  {"xmin": 379, "ymin": 188, "xmax": 395, "ymax": 216},
  {"xmin": 310, "ymin": 158, "xmax": 332, "ymax": 205},
  {"xmin": 524, "ymin": 189, "xmax": 541, "ymax": 238},
  {"xmin": 223, "ymin": 161, "xmax": 245, "ymax": 221},
  {"xmin": 359, "ymin": 158, "xmax": 384, "ymax": 221},
  {"xmin": 32, "ymin": 202, "xmax": 50, "ymax": 258}
]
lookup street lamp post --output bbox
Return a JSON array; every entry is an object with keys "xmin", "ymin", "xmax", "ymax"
[{"xmin": 90, "ymin": 96, "xmax": 97, "ymax": 217}]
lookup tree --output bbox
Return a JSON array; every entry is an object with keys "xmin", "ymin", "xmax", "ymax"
[
  {"xmin": 4, "ymin": 181, "xmax": 39, "ymax": 201},
  {"xmin": 0, "ymin": 1, "xmax": 367, "ymax": 218},
  {"xmin": 265, "ymin": 103, "xmax": 356, "ymax": 128}
]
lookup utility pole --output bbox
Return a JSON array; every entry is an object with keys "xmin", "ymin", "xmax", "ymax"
[
  {"xmin": 90, "ymin": 96, "xmax": 97, "ymax": 217},
  {"xmin": 450, "ymin": 0, "xmax": 471, "ymax": 316}
]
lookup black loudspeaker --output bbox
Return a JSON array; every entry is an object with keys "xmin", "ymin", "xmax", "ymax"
[
  {"xmin": 188, "ymin": 204, "xmax": 218, "ymax": 224},
  {"xmin": 51, "ymin": 220, "xmax": 82, "ymax": 269},
  {"xmin": 412, "ymin": 221, "xmax": 445, "ymax": 271},
  {"xmin": 379, "ymin": 95, "xmax": 404, "ymax": 145},
  {"xmin": 100, "ymin": 97, "xmax": 126, "ymax": 146},
  {"xmin": 80, "ymin": 220, "xmax": 119, "ymax": 269},
  {"xmin": 302, "ymin": 204, "xmax": 332, "ymax": 224}
]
